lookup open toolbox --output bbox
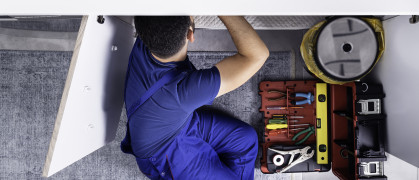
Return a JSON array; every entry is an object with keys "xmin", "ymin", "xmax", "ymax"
[{"xmin": 259, "ymin": 80, "xmax": 387, "ymax": 180}]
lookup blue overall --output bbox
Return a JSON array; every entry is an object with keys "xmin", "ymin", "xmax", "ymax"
[{"xmin": 121, "ymin": 38, "xmax": 258, "ymax": 180}]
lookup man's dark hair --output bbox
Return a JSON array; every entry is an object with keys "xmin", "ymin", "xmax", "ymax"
[{"xmin": 134, "ymin": 16, "xmax": 191, "ymax": 59}]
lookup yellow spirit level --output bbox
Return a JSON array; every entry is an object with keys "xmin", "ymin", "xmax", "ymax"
[{"xmin": 316, "ymin": 83, "xmax": 328, "ymax": 164}]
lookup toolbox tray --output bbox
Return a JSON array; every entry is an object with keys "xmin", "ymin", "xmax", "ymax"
[
  {"xmin": 260, "ymin": 81, "xmax": 387, "ymax": 179},
  {"xmin": 266, "ymin": 145, "xmax": 330, "ymax": 173},
  {"xmin": 259, "ymin": 81, "xmax": 328, "ymax": 173},
  {"xmin": 331, "ymin": 82, "xmax": 387, "ymax": 180}
]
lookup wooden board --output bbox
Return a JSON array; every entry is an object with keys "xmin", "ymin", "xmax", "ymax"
[{"xmin": 42, "ymin": 16, "xmax": 135, "ymax": 177}]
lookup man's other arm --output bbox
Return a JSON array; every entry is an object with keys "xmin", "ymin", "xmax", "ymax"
[{"xmin": 215, "ymin": 16, "xmax": 269, "ymax": 97}]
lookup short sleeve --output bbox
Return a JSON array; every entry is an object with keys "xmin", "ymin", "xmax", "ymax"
[{"xmin": 177, "ymin": 66, "xmax": 221, "ymax": 113}]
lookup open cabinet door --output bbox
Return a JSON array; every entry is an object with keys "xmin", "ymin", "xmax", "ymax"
[
  {"xmin": 369, "ymin": 15, "xmax": 419, "ymax": 168},
  {"xmin": 42, "ymin": 16, "xmax": 134, "ymax": 177}
]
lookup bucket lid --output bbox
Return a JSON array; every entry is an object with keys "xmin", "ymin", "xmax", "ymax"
[{"xmin": 316, "ymin": 17, "xmax": 378, "ymax": 81}]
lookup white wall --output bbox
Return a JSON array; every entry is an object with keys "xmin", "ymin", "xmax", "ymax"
[{"xmin": 367, "ymin": 15, "xmax": 419, "ymax": 168}]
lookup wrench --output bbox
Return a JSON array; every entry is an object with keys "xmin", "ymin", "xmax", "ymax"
[{"xmin": 268, "ymin": 146, "xmax": 315, "ymax": 173}]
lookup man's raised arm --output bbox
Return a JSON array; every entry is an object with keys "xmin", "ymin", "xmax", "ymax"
[{"xmin": 215, "ymin": 16, "xmax": 269, "ymax": 97}]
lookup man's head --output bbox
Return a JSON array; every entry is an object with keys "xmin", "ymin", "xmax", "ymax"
[{"xmin": 134, "ymin": 16, "xmax": 195, "ymax": 59}]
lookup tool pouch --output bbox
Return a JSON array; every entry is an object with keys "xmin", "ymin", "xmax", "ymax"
[
  {"xmin": 259, "ymin": 80, "xmax": 330, "ymax": 173},
  {"xmin": 260, "ymin": 81, "xmax": 387, "ymax": 179}
]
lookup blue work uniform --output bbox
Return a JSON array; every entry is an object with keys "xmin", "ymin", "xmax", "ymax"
[{"xmin": 122, "ymin": 37, "xmax": 258, "ymax": 180}]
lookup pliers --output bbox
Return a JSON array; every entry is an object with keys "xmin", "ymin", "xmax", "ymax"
[
  {"xmin": 268, "ymin": 146, "xmax": 315, "ymax": 173},
  {"xmin": 267, "ymin": 91, "xmax": 314, "ymax": 105},
  {"xmin": 292, "ymin": 126, "xmax": 315, "ymax": 145},
  {"xmin": 267, "ymin": 90, "xmax": 287, "ymax": 101},
  {"xmin": 291, "ymin": 92, "xmax": 314, "ymax": 105}
]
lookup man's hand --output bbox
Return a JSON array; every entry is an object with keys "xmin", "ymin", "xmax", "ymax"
[{"xmin": 215, "ymin": 16, "xmax": 269, "ymax": 97}]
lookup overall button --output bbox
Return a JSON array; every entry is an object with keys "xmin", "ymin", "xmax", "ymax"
[{"xmin": 161, "ymin": 171, "xmax": 165, "ymax": 176}]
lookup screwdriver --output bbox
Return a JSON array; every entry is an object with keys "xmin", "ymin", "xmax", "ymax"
[
  {"xmin": 268, "ymin": 128, "xmax": 306, "ymax": 136},
  {"xmin": 273, "ymin": 115, "xmax": 304, "ymax": 119},
  {"xmin": 266, "ymin": 123, "xmax": 310, "ymax": 130},
  {"xmin": 267, "ymin": 106, "xmax": 304, "ymax": 110},
  {"xmin": 268, "ymin": 119, "xmax": 299, "ymax": 124}
]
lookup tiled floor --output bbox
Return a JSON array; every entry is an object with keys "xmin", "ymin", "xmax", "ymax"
[
  {"xmin": 0, "ymin": 17, "xmax": 80, "ymax": 51},
  {"xmin": 0, "ymin": 27, "xmax": 77, "ymax": 51},
  {"xmin": 383, "ymin": 153, "xmax": 418, "ymax": 180}
]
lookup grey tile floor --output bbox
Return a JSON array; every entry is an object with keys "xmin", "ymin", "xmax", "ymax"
[
  {"xmin": 0, "ymin": 17, "xmax": 81, "ymax": 51},
  {"xmin": 1, "ymin": 16, "xmax": 418, "ymax": 180}
]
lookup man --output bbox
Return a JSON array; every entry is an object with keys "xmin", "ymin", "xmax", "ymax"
[{"xmin": 121, "ymin": 16, "xmax": 269, "ymax": 179}]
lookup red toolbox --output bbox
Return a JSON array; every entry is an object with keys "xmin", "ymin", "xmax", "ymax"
[{"xmin": 259, "ymin": 80, "xmax": 387, "ymax": 180}]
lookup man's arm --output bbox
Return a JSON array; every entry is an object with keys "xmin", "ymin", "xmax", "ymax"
[{"xmin": 215, "ymin": 16, "xmax": 269, "ymax": 97}]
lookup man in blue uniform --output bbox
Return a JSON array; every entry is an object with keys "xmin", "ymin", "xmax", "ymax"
[{"xmin": 121, "ymin": 16, "xmax": 269, "ymax": 179}]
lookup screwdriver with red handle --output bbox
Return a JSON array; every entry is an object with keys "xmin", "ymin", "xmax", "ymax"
[{"xmin": 268, "ymin": 128, "xmax": 305, "ymax": 136}]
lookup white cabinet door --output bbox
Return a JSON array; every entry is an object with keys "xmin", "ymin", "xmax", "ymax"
[
  {"xmin": 42, "ymin": 16, "xmax": 134, "ymax": 177},
  {"xmin": 369, "ymin": 15, "xmax": 419, "ymax": 167}
]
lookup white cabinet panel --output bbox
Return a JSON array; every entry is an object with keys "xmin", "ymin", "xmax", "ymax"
[
  {"xmin": 369, "ymin": 15, "xmax": 419, "ymax": 168},
  {"xmin": 42, "ymin": 16, "xmax": 134, "ymax": 177}
]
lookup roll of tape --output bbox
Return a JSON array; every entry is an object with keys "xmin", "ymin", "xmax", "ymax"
[{"xmin": 273, "ymin": 154, "xmax": 285, "ymax": 166}]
